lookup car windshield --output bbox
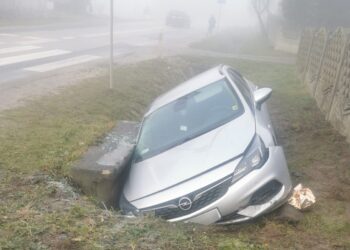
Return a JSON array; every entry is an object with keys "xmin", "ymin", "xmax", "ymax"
[{"xmin": 134, "ymin": 79, "xmax": 244, "ymax": 162}]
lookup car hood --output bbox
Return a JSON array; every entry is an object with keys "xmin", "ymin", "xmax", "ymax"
[{"xmin": 124, "ymin": 113, "xmax": 255, "ymax": 202}]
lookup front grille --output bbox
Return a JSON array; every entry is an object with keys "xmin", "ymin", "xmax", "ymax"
[
  {"xmin": 142, "ymin": 176, "xmax": 232, "ymax": 220},
  {"xmin": 249, "ymin": 180, "xmax": 282, "ymax": 205}
]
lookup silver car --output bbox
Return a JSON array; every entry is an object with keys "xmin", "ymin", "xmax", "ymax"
[{"xmin": 120, "ymin": 65, "xmax": 292, "ymax": 225}]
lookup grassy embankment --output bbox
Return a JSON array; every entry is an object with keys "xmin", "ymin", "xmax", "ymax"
[
  {"xmin": 0, "ymin": 51, "xmax": 349, "ymax": 248},
  {"xmin": 191, "ymin": 31, "xmax": 293, "ymax": 58}
]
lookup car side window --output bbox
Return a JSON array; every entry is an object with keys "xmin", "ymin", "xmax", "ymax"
[{"xmin": 228, "ymin": 70, "xmax": 254, "ymax": 111}]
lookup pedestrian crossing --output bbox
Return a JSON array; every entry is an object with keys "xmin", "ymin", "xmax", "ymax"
[
  {"xmin": 24, "ymin": 55, "xmax": 100, "ymax": 72},
  {"xmin": 0, "ymin": 49, "xmax": 71, "ymax": 67},
  {"xmin": 0, "ymin": 46, "xmax": 41, "ymax": 55},
  {"xmin": 0, "ymin": 38, "xmax": 101, "ymax": 73},
  {"xmin": 0, "ymin": 26, "xmax": 162, "ymax": 75},
  {"xmin": 20, "ymin": 38, "xmax": 58, "ymax": 45},
  {"xmin": 0, "ymin": 33, "xmax": 18, "ymax": 37}
]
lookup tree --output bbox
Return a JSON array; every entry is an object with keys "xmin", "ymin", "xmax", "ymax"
[{"xmin": 251, "ymin": 0, "xmax": 270, "ymax": 40}]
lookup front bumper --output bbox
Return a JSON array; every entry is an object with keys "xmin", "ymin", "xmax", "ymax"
[{"xmin": 168, "ymin": 146, "xmax": 292, "ymax": 225}]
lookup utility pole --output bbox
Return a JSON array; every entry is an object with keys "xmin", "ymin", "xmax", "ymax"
[{"xmin": 110, "ymin": 0, "xmax": 114, "ymax": 89}]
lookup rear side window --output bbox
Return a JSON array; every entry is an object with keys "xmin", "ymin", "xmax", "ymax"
[{"xmin": 228, "ymin": 70, "xmax": 254, "ymax": 111}]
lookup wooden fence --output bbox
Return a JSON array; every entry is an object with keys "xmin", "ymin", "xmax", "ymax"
[{"xmin": 297, "ymin": 28, "xmax": 350, "ymax": 140}]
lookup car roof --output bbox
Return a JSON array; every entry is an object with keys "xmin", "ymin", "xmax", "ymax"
[{"xmin": 145, "ymin": 65, "xmax": 227, "ymax": 116}]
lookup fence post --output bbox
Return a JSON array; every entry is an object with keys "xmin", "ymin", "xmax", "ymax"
[
  {"xmin": 312, "ymin": 32, "xmax": 329, "ymax": 97},
  {"xmin": 326, "ymin": 34, "xmax": 350, "ymax": 120},
  {"xmin": 302, "ymin": 30, "xmax": 315, "ymax": 83}
]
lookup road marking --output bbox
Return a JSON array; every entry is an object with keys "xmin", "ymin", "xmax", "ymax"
[
  {"xmin": 81, "ymin": 27, "xmax": 162, "ymax": 38},
  {"xmin": 0, "ymin": 46, "xmax": 41, "ymax": 55},
  {"xmin": 23, "ymin": 36, "xmax": 42, "ymax": 40},
  {"xmin": 0, "ymin": 33, "xmax": 18, "ymax": 37},
  {"xmin": 82, "ymin": 32, "xmax": 109, "ymax": 38},
  {"xmin": 130, "ymin": 40, "xmax": 157, "ymax": 47},
  {"xmin": 62, "ymin": 36, "xmax": 75, "ymax": 40},
  {"xmin": 20, "ymin": 38, "xmax": 58, "ymax": 45},
  {"xmin": 0, "ymin": 50, "xmax": 71, "ymax": 67},
  {"xmin": 118, "ymin": 27, "xmax": 162, "ymax": 35},
  {"xmin": 24, "ymin": 55, "xmax": 100, "ymax": 72}
]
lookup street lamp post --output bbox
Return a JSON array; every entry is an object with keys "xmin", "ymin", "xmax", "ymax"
[{"xmin": 110, "ymin": 0, "xmax": 114, "ymax": 89}]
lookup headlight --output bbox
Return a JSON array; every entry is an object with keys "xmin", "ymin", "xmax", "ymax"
[
  {"xmin": 119, "ymin": 193, "xmax": 139, "ymax": 217},
  {"xmin": 232, "ymin": 135, "xmax": 268, "ymax": 184}
]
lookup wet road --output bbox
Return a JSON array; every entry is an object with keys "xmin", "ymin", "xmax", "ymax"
[{"xmin": 0, "ymin": 20, "xmax": 203, "ymax": 85}]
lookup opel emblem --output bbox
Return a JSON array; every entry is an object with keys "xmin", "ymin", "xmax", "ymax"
[{"xmin": 178, "ymin": 197, "xmax": 192, "ymax": 211}]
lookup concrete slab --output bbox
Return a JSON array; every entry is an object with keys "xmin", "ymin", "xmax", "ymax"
[{"xmin": 71, "ymin": 120, "xmax": 139, "ymax": 208}]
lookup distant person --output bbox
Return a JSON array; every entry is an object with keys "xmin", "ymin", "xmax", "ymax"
[{"xmin": 208, "ymin": 15, "xmax": 216, "ymax": 35}]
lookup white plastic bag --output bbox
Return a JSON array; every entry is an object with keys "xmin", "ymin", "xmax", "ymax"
[{"xmin": 288, "ymin": 184, "xmax": 316, "ymax": 210}]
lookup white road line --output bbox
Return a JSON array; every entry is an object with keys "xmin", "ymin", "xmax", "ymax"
[
  {"xmin": 20, "ymin": 38, "xmax": 58, "ymax": 45},
  {"xmin": 0, "ymin": 46, "xmax": 41, "ymax": 55},
  {"xmin": 0, "ymin": 50, "xmax": 71, "ymax": 67},
  {"xmin": 130, "ymin": 41, "xmax": 157, "ymax": 47},
  {"xmin": 119, "ymin": 27, "xmax": 162, "ymax": 35},
  {"xmin": 81, "ymin": 27, "xmax": 162, "ymax": 38},
  {"xmin": 0, "ymin": 33, "xmax": 18, "ymax": 37},
  {"xmin": 24, "ymin": 55, "xmax": 100, "ymax": 72},
  {"xmin": 62, "ymin": 36, "xmax": 75, "ymax": 40},
  {"xmin": 82, "ymin": 32, "xmax": 109, "ymax": 38},
  {"xmin": 23, "ymin": 36, "xmax": 42, "ymax": 40}
]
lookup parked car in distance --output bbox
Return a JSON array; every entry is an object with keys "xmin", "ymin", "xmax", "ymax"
[
  {"xmin": 120, "ymin": 65, "xmax": 292, "ymax": 225},
  {"xmin": 166, "ymin": 10, "xmax": 191, "ymax": 28}
]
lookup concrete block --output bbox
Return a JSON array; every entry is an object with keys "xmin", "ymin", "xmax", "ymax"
[{"xmin": 71, "ymin": 121, "xmax": 139, "ymax": 208}]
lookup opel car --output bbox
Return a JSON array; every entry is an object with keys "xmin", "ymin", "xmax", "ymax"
[{"xmin": 120, "ymin": 65, "xmax": 292, "ymax": 225}]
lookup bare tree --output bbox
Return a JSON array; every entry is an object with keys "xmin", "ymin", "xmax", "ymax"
[{"xmin": 251, "ymin": 0, "xmax": 270, "ymax": 40}]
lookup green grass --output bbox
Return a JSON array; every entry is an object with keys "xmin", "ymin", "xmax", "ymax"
[
  {"xmin": 190, "ymin": 31, "xmax": 293, "ymax": 57},
  {"xmin": 0, "ymin": 56, "xmax": 349, "ymax": 249}
]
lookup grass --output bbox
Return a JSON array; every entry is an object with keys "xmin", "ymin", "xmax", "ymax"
[
  {"xmin": 0, "ymin": 56, "xmax": 349, "ymax": 249},
  {"xmin": 190, "ymin": 30, "xmax": 293, "ymax": 57}
]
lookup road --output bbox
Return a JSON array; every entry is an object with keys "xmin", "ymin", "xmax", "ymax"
[
  {"xmin": 0, "ymin": 20, "xmax": 203, "ymax": 85},
  {"xmin": 0, "ymin": 19, "xmax": 204, "ymax": 110}
]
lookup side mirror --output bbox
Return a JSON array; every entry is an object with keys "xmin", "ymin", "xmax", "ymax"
[{"xmin": 254, "ymin": 88, "xmax": 272, "ymax": 110}]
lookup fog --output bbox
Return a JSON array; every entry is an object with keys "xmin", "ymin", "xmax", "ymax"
[
  {"xmin": 0, "ymin": 0, "xmax": 287, "ymax": 91},
  {"xmin": 2, "ymin": 1, "xmax": 350, "ymax": 248},
  {"xmin": 0, "ymin": 1, "xmax": 264, "ymax": 30},
  {"xmin": 91, "ymin": 0, "xmax": 260, "ymax": 29}
]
